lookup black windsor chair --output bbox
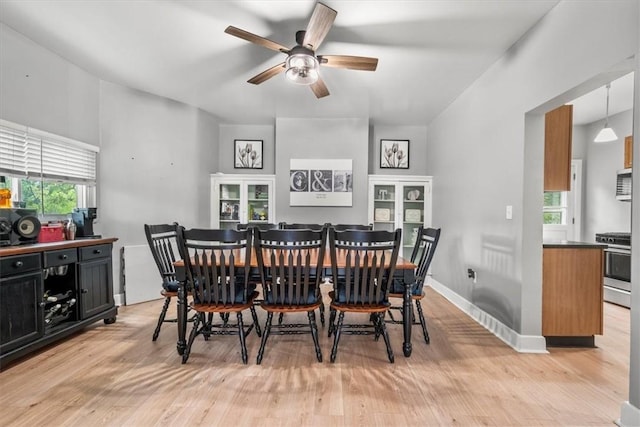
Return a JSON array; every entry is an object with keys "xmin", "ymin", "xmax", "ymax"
[
  {"xmin": 253, "ymin": 228, "xmax": 327, "ymax": 364},
  {"xmin": 177, "ymin": 227, "xmax": 261, "ymax": 364},
  {"xmin": 327, "ymin": 228, "xmax": 401, "ymax": 363}
]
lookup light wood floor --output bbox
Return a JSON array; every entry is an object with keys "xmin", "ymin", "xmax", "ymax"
[{"xmin": 0, "ymin": 287, "xmax": 630, "ymax": 426}]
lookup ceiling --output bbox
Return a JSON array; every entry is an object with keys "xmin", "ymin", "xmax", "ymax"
[{"xmin": 1, "ymin": 0, "xmax": 629, "ymax": 126}]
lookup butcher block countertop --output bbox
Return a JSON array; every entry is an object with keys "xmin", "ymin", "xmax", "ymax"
[
  {"xmin": 0, "ymin": 238, "xmax": 118, "ymax": 257},
  {"xmin": 543, "ymin": 240, "xmax": 607, "ymax": 249}
]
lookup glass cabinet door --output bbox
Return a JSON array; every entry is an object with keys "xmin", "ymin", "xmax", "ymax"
[
  {"xmin": 401, "ymin": 183, "xmax": 428, "ymax": 258},
  {"xmin": 247, "ymin": 184, "xmax": 270, "ymax": 224},
  {"xmin": 372, "ymin": 184, "xmax": 396, "ymax": 232},
  {"xmin": 219, "ymin": 183, "xmax": 241, "ymax": 230},
  {"xmin": 368, "ymin": 176, "xmax": 432, "ymax": 260}
]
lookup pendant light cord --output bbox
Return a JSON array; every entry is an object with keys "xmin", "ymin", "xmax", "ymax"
[{"xmin": 605, "ymin": 83, "xmax": 611, "ymax": 127}]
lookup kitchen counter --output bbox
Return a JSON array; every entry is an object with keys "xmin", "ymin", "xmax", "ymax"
[
  {"xmin": 0, "ymin": 237, "xmax": 118, "ymax": 257},
  {"xmin": 543, "ymin": 240, "xmax": 607, "ymax": 249},
  {"xmin": 542, "ymin": 243, "xmax": 605, "ymax": 346}
]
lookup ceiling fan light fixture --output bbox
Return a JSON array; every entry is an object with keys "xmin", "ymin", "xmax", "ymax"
[
  {"xmin": 594, "ymin": 83, "xmax": 618, "ymax": 143},
  {"xmin": 285, "ymin": 53, "xmax": 319, "ymax": 85}
]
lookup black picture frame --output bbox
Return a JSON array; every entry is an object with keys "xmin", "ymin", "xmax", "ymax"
[
  {"xmin": 234, "ymin": 139, "xmax": 263, "ymax": 169},
  {"xmin": 380, "ymin": 139, "xmax": 409, "ymax": 169}
]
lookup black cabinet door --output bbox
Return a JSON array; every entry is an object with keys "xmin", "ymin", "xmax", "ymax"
[
  {"xmin": 0, "ymin": 271, "xmax": 43, "ymax": 353},
  {"xmin": 78, "ymin": 257, "xmax": 113, "ymax": 319}
]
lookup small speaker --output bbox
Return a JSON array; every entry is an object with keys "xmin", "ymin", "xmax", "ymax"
[{"xmin": 0, "ymin": 208, "xmax": 41, "ymax": 245}]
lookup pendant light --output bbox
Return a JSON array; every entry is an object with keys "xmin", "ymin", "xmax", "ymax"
[{"xmin": 594, "ymin": 83, "xmax": 618, "ymax": 143}]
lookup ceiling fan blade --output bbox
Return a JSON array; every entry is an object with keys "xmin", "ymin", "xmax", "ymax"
[
  {"xmin": 248, "ymin": 62, "xmax": 286, "ymax": 85},
  {"xmin": 302, "ymin": 3, "xmax": 337, "ymax": 50},
  {"xmin": 310, "ymin": 77, "xmax": 330, "ymax": 98},
  {"xmin": 225, "ymin": 26, "xmax": 289, "ymax": 53},
  {"xmin": 318, "ymin": 55, "xmax": 378, "ymax": 71}
]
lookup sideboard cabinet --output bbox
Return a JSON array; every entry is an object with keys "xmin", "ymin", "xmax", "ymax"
[{"xmin": 0, "ymin": 239, "xmax": 117, "ymax": 367}]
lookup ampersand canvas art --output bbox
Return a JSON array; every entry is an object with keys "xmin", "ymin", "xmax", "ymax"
[{"xmin": 289, "ymin": 159, "xmax": 353, "ymax": 206}]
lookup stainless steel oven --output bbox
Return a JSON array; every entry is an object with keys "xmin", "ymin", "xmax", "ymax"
[{"xmin": 596, "ymin": 232, "xmax": 631, "ymax": 308}]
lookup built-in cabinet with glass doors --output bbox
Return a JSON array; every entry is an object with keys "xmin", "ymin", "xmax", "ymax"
[
  {"xmin": 368, "ymin": 175, "xmax": 432, "ymax": 259},
  {"xmin": 210, "ymin": 174, "xmax": 275, "ymax": 230}
]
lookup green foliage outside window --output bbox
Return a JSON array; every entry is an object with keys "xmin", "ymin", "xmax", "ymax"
[{"xmin": 11, "ymin": 177, "xmax": 77, "ymax": 215}]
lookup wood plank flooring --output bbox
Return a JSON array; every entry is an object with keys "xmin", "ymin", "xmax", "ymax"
[{"xmin": 0, "ymin": 287, "xmax": 630, "ymax": 426}]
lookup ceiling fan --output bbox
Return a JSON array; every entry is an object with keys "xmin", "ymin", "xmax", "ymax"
[{"xmin": 224, "ymin": 2, "xmax": 378, "ymax": 98}]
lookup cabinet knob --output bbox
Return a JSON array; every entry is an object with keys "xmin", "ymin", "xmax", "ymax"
[
  {"xmin": 14, "ymin": 261, "xmax": 23, "ymax": 268},
  {"xmin": 60, "ymin": 254, "xmax": 68, "ymax": 260},
  {"xmin": 39, "ymin": 302, "xmax": 46, "ymax": 307},
  {"xmin": 81, "ymin": 289, "xmax": 88, "ymax": 294},
  {"xmin": 94, "ymin": 249, "xmax": 101, "ymax": 254}
]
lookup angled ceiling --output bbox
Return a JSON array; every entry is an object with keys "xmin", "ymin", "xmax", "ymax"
[{"xmin": 0, "ymin": 0, "xmax": 572, "ymax": 125}]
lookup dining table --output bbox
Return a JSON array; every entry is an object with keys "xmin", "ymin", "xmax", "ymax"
[{"xmin": 174, "ymin": 248, "xmax": 418, "ymax": 357}]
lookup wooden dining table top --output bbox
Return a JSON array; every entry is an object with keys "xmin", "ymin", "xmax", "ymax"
[{"xmin": 174, "ymin": 248, "xmax": 416, "ymax": 270}]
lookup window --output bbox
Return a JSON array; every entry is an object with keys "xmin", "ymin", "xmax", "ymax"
[
  {"xmin": 0, "ymin": 119, "xmax": 98, "ymax": 216},
  {"xmin": 543, "ymin": 191, "xmax": 567, "ymax": 225}
]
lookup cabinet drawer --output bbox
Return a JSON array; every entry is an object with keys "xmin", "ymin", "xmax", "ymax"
[
  {"xmin": 79, "ymin": 244, "xmax": 112, "ymax": 261},
  {"xmin": 0, "ymin": 253, "xmax": 42, "ymax": 276},
  {"xmin": 44, "ymin": 248, "xmax": 78, "ymax": 267}
]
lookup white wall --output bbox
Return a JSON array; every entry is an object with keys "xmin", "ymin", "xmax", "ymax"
[
  {"xmin": 0, "ymin": 23, "xmax": 99, "ymax": 145},
  {"xmin": 98, "ymin": 81, "xmax": 218, "ymax": 294},
  {"xmin": 427, "ymin": 0, "xmax": 638, "ymax": 338},
  {"xmin": 275, "ymin": 118, "xmax": 369, "ymax": 225},
  {"xmin": 583, "ymin": 109, "xmax": 633, "ymax": 240}
]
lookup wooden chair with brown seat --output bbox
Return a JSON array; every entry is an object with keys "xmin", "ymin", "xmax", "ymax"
[
  {"xmin": 253, "ymin": 227, "xmax": 327, "ymax": 364},
  {"xmin": 144, "ymin": 222, "xmax": 184, "ymax": 341},
  {"xmin": 386, "ymin": 226, "xmax": 441, "ymax": 344},
  {"xmin": 177, "ymin": 227, "xmax": 261, "ymax": 364},
  {"xmin": 327, "ymin": 228, "xmax": 401, "ymax": 363},
  {"xmin": 278, "ymin": 222, "xmax": 329, "ymax": 325}
]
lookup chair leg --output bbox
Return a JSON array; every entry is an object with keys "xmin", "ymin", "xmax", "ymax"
[
  {"xmin": 376, "ymin": 313, "xmax": 395, "ymax": 363},
  {"xmin": 237, "ymin": 312, "xmax": 248, "ymax": 365},
  {"xmin": 319, "ymin": 300, "xmax": 325, "ymax": 326},
  {"xmin": 249, "ymin": 305, "xmax": 262, "ymax": 337},
  {"xmin": 220, "ymin": 312, "xmax": 229, "ymax": 324},
  {"xmin": 328, "ymin": 307, "xmax": 337, "ymax": 337},
  {"xmin": 330, "ymin": 311, "xmax": 345, "ymax": 363},
  {"xmin": 257, "ymin": 312, "xmax": 273, "ymax": 365},
  {"xmin": 308, "ymin": 310, "xmax": 322, "ymax": 362},
  {"xmin": 152, "ymin": 296, "xmax": 171, "ymax": 341},
  {"xmin": 182, "ymin": 312, "xmax": 201, "ymax": 364},
  {"xmin": 415, "ymin": 300, "xmax": 430, "ymax": 344}
]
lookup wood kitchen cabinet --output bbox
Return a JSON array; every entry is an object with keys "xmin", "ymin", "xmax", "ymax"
[
  {"xmin": 542, "ymin": 243, "xmax": 605, "ymax": 345},
  {"xmin": 544, "ymin": 104, "xmax": 573, "ymax": 191},
  {"xmin": 624, "ymin": 135, "xmax": 633, "ymax": 169}
]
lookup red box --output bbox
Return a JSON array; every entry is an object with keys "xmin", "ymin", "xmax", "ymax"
[{"xmin": 38, "ymin": 224, "xmax": 65, "ymax": 243}]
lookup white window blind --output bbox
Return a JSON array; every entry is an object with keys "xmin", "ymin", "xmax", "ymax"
[{"xmin": 0, "ymin": 119, "xmax": 98, "ymax": 185}]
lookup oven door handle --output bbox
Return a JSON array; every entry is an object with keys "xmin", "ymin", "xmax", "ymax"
[{"xmin": 604, "ymin": 247, "xmax": 631, "ymax": 255}]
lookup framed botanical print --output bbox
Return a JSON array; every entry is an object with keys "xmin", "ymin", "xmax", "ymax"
[
  {"xmin": 234, "ymin": 140, "xmax": 263, "ymax": 169},
  {"xmin": 380, "ymin": 139, "xmax": 409, "ymax": 169}
]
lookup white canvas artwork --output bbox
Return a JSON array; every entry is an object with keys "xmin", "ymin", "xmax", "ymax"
[{"xmin": 290, "ymin": 159, "xmax": 353, "ymax": 206}]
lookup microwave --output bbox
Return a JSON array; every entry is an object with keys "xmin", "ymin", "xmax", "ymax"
[{"xmin": 616, "ymin": 168, "xmax": 632, "ymax": 201}]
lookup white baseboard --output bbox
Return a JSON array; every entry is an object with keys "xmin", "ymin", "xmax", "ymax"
[
  {"xmin": 429, "ymin": 279, "xmax": 548, "ymax": 353},
  {"xmin": 617, "ymin": 401, "xmax": 640, "ymax": 427},
  {"xmin": 114, "ymin": 293, "xmax": 125, "ymax": 307}
]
